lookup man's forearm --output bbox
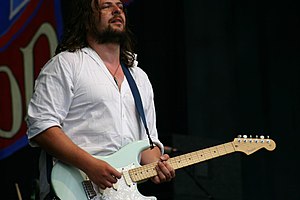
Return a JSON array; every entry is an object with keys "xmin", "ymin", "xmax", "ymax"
[{"xmin": 31, "ymin": 126, "xmax": 95, "ymax": 172}]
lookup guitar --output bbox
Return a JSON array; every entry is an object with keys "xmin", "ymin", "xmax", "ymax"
[{"xmin": 51, "ymin": 136, "xmax": 276, "ymax": 200}]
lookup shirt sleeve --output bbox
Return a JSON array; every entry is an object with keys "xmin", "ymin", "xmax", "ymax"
[{"xmin": 26, "ymin": 54, "xmax": 75, "ymax": 146}]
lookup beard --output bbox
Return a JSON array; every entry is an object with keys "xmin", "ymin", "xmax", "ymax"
[{"xmin": 93, "ymin": 25, "xmax": 126, "ymax": 45}]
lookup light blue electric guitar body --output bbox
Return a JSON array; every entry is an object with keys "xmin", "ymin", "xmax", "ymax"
[{"xmin": 51, "ymin": 140, "xmax": 156, "ymax": 200}]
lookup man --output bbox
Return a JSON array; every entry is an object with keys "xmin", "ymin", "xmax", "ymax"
[{"xmin": 26, "ymin": 0, "xmax": 175, "ymax": 199}]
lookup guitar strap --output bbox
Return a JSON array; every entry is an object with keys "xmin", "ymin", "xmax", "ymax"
[{"xmin": 121, "ymin": 63, "xmax": 154, "ymax": 149}]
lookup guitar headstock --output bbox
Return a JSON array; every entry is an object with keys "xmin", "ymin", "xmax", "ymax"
[{"xmin": 233, "ymin": 135, "xmax": 276, "ymax": 155}]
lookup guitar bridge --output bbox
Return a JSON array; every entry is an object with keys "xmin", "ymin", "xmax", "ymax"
[{"xmin": 82, "ymin": 180, "xmax": 97, "ymax": 200}]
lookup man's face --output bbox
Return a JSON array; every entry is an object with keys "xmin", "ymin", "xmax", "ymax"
[
  {"xmin": 91, "ymin": 0, "xmax": 126, "ymax": 37},
  {"xmin": 99, "ymin": 0, "xmax": 126, "ymax": 32}
]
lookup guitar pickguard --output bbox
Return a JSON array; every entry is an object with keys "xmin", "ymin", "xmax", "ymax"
[{"xmin": 85, "ymin": 164, "xmax": 156, "ymax": 200}]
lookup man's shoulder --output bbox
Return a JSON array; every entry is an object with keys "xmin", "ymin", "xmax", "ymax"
[
  {"xmin": 48, "ymin": 48, "xmax": 91, "ymax": 70},
  {"xmin": 54, "ymin": 48, "xmax": 86, "ymax": 60},
  {"xmin": 39, "ymin": 49, "xmax": 87, "ymax": 76},
  {"xmin": 130, "ymin": 65, "xmax": 148, "ymax": 77}
]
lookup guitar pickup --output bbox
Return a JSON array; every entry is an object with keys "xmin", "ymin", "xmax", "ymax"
[{"xmin": 82, "ymin": 180, "xmax": 97, "ymax": 200}]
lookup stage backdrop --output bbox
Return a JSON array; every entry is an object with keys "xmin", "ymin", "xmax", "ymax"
[{"xmin": 0, "ymin": 0, "xmax": 63, "ymax": 159}]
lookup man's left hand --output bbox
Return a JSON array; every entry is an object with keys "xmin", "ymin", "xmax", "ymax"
[{"xmin": 151, "ymin": 154, "xmax": 175, "ymax": 184}]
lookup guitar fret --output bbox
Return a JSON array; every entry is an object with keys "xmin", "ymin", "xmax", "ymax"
[
  {"xmin": 180, "ymin": 154, "xmax": 189, "ymax": 167},
  {"xmin": 224, "ymin": 142, "xmax": 235, "ymax": 153},
  {"xmin": 217, "ymin": 144, "xmax": 227, "ymax": 155},
  {"xmin": 169, "ymin": 158, "xmax": 179, "ymax": 169},
  {"xmin": 189, "ymin": 152, "xmax": 198, "ymax": 164},
  {"xmin": 196, "ymin": 150, "xmax": 205, "ymax": 162},
  {"xmin": 203, "ymin": 149, "xmax": 212, "ymax": 159},
  {"xmin": 177, "ymin": 155, "xmax": 184, "ymax": 168},
  {"xmin": 209, "ymin": 146, "xmax": 220, "ymax": 158}
]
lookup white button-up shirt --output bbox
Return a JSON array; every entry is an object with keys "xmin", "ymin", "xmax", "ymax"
[{"xmin": 26, "ymin": 47, "xmax": 163, "ymax": 155}]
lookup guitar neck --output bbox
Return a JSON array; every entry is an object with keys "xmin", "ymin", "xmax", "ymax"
[{"xmin": 129, "ymin": 141, "xmax": 236, "ymax": 182}]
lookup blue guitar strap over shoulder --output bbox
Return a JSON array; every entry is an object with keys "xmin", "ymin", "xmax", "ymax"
[{"xmin": 121, "ymin": 63, "xmax": 154, "ymax": 149}]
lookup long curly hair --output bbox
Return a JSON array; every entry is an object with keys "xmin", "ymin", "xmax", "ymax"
[{"xmin": 55, "ymin": 0, "xmax": 136, "ymax": 67}]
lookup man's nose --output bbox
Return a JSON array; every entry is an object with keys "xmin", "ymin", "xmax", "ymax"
[{"xmin": 112, "ymin": 5, "xmax": 122, "ymax": 15}]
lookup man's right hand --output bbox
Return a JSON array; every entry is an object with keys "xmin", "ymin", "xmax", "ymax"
[{"xmin": 85, "ymin": 158, "xmax": 122, "ymax": 189}]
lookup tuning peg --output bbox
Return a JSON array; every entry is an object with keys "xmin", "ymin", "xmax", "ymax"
[
  {"xmin": 267, "ymin": 136, "xmax": 271, "ymax": 144},
  {"xmin": 260, "ymin": 135, "xmax": 265, "ymax": 143},
  {"xmin": 242, "ymin": 135, "xmax": 248, "ymax": 142},
  {"xmin": 249, "ymin": 135, "xmax": 253, "ymax": 143}
]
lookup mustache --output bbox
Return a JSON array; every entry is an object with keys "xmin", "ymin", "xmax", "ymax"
[{"xmin": 109, "ymin": 15, "xmax": 124, "ymax": 24}]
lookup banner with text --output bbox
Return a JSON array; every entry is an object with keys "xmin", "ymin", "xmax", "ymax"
[{"xmin": 0, "ymin": 0, "xmax": 63, "ymax": 159}]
